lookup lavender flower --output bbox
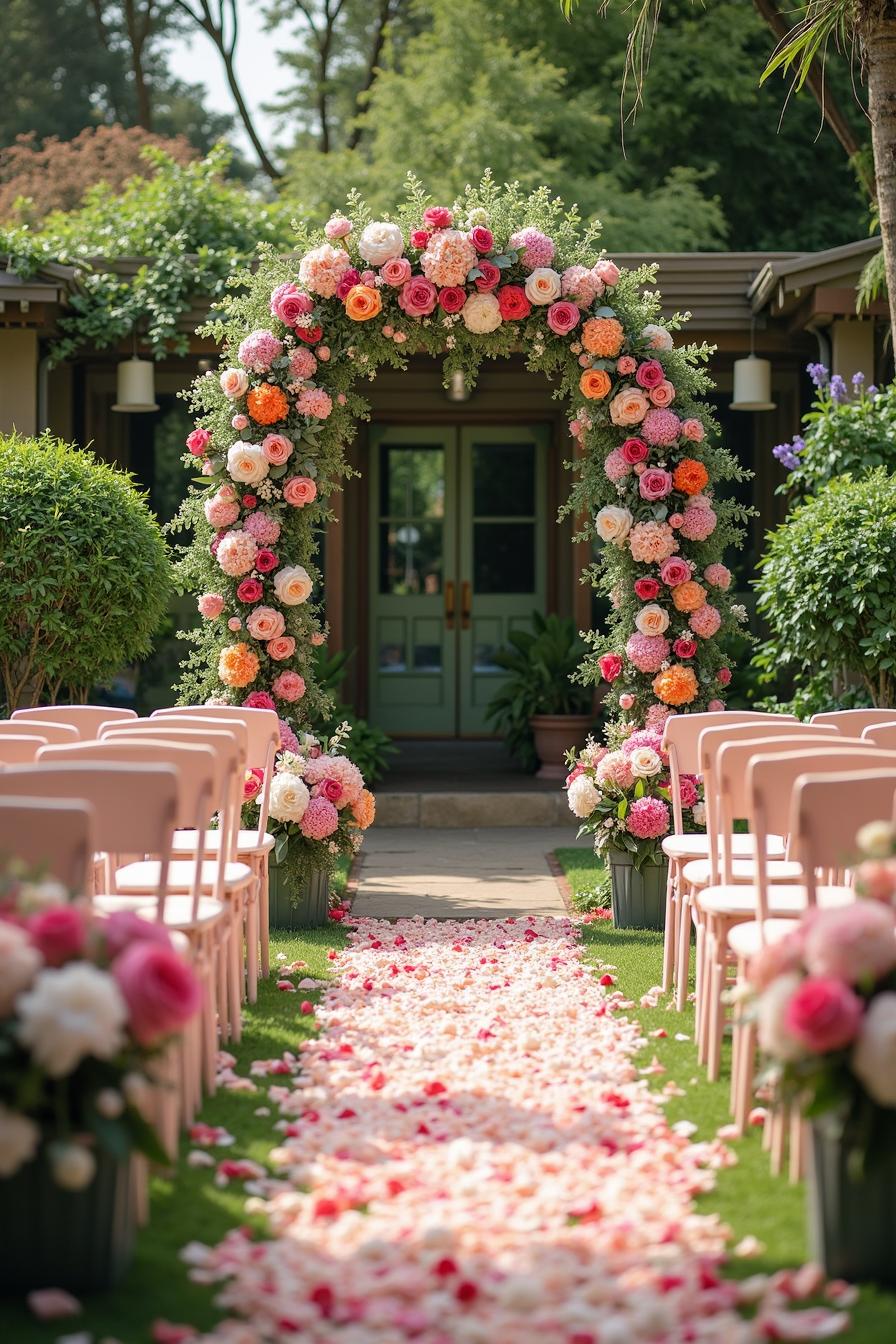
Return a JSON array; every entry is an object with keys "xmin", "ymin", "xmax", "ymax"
[
  {"xmin": 773, "ymin": 442, "xmax": 802, "ymax": 471},
  {"xmin": 869, "ymin": 385, "xmax": 879, "ymax": 398},
  {"xmin": 807, "ymin": 362, "xmax": 829, "ymax": 388},
  {"xmin": 829, "ymin": 374, "xmax": 848, "ymax": 404},
  {"xmin": 852, "ymin": 371, "xmax": 865, "ymax": 388}
]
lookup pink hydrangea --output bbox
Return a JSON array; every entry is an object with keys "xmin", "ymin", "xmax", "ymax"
[
  {"xmin": 641, "ymin": 408, "xmax": 682, "ymax": 447},
  {"xmin": 272, "ymin": 671, "xmax": 306, "ymax": 702},
  {"xmin": 244, "ymin": 511, "xmax": 281, "ymax": 545},
  {"xmin": 621, "ymin": 729, "xmax": 666, "ymax": 759},
  {"xmin": 204, "ymin": 494, "xmax": 240, "ymax": 528},
  {"xmin": 645, "ymin": 702, "xmax": 674, "ymax": 731},
  {"xmin": 628, "ymin": 521, "xmax": 679, "ymax": 564},
  {"xmin": 679, "ymin": 775, "xmax": 699, "ymax": 808},
  {"xmin": 508, "ymin": 227, "xmax": 555, "ymax": 271},
  {"xmin": 703, "ymin": 562, "xmax": 731, "ymax": 590},
  {"xmin": 289, "ymin": 348, "xmax": 318, "ymax": 382},
  {"xmin": 303, "ymin": 754, "xmax": 364, "ymax": 806},
  {"xmin": 420, "ymin": 230, "xmax": 478, "ymax": 287},
  {"xmin": 604, "ymin": 449, "xmax": 630, "ymax": 482},
  {"xmin": 278, "ymin": 719, "xmax": 300, "ymax": 754},
  {"xmin": 300, "ymin": 796, "xmax": 340, "ymax": 840},
  {"xmin": 689, "ymin": 604, "xmax": 722, "ymax": 639},
  {"xmin": 297, "ymin": 388, "xmax": 332, "ymax": 420},
  {"xmin": 197, "ymin": 593, "xmax": 224, "ymax": 619},
  {"xmin": 561, "ymin": 265, "xmax": 603, "ymax": 305},
  {"xmin": 803, "ymin": 901, "xmax": 896, "ymax": 984},
  {"xmin": 298, "ymin": 243, "xmax": 352, "ymax": 298},
  {"xmin": 596, "ymin": 751, "xmax": 634, "ymax": 790},
  {"xmin": 626, "ymin": 633, "xmax": 670, "ymax": 674},
  {"xmin": 237, "ymin": 329, "xmax": 283, "ymax": 373},
  {"xmin": 217, "ymin": 531, "xmax": 258, "ymax": 577},
  {"xmin": 679, "ymin": 505, "xmax": 717, "ymax": 542},
  {"xmin": 626, "ymin": 796, "xmax": 671, "ymax": 839}
]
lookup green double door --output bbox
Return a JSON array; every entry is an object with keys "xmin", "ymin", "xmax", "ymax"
[{"xmin": 369, "ymin": 423, "xmax": 548, "ymax": 736}]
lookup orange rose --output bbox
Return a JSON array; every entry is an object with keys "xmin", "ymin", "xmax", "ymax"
[
  {"xmin": 671, "ymin": 580, "xmax": 707, "ymax": 613},
  {"xmin": 579, "ymin": 368, "xmax": 612, "ymax": 401},
  {"xmin": 672, "ymin": 458, "xmax": 709, "ymax": 495},
  {"xmin": 652, "ymin": 664, "xmax": 698, "ymax": 707},
  {"xmin": 582, "ymin": 316, "xmax": 625, "ymax": 357},
  {"xmin": 246, "ymin": 383, "xmax": 289, "ymax": 426},
  {"xmin": 344, "ymin": 284, "xmax": 382, "ymax": 322}
]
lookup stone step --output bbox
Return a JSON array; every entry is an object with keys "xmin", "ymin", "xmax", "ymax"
[{"xmin": 375, "ymin": 790, "xmax": 571, "ymax": 828}]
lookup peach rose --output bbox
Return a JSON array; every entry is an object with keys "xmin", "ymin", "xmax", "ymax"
[
  {"xmin": 267, "ymin": 636, "xmax": 296, "ymax": 661},
  {"xmin": 220, "ymin": 367, "xmax": 249, "ymax": 398},
  {"xmin": 344, "ymin": 284, "xmax": 382, "ymax": 321},
  {"xmin": 524, "ymin": 267, "xmax": 562, "ymax": 305},
  {"xmin": 594, "ymin": 505, "xmax": 633, "ymax": 546},
  {"xmin": 609, "ymin": 388, "xmax": 650, "ymax": 426},
  {"xmin": 273, "ymin": 565, "xmax": 313, "ymax": 606},
  {"xmin": 579, "ymin": 368, "xmax": 612, "ymax": 400},
  {"xmin": 634, "ymin": 603, "xmax": 670, "ymax": 637},
  {"xmin": 246, "ymin": 606, "xmax": 286, "ymax": 641},
  {"xmin": 649, "ymin": 380, "xmax": 676, "ymax": 408},
  {"xmin": 261, "ymin": 433, "xmax": 294, "ymax": 466},
  {"xmin": 283, "ymin": 476, "xmax": 318, "ymax": 507}
]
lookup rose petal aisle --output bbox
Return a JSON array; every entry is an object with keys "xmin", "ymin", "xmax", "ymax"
[{"xmin": 184, "ymin": 918, "xmax": 848, "ymax": 1343}]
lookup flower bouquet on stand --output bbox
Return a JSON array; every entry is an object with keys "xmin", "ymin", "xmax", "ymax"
[
  {"xmin": 566, "ymin": 724, "xmax": 703, "ymax": 929},
  {"xmin": 749, "ymin": 820, "xmax": 896, "ymax": 1286},
  {"xmin": 0, "ymin": 867, "xmax": 201, "ymax": 1292}
]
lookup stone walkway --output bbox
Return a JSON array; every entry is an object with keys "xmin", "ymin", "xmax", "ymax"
[{"xmin": 351, "ymin": 826, "xmax": 591, "ymax": 919}]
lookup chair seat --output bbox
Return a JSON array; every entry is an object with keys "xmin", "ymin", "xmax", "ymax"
[
  {"xmin": 114, "ymin": 859, "xmax": 255, "ymax": 893},
  {"xmin": 662, "ymin": 832, "xmax": 785, "ymax": 861},
  {"xmin": 698, "ymin": 882, "xmax": 853, "ymax": 918},
  {"xmin": 171, "ymin": 828, "xmax": 275, "ymax": 857},
  {"xmin": 91, "ymin": 896, "xmax": 196, "ymax": 949},
  {"xmin": 727, "ymin": 917, "xmax": 807, "ymax": 959},
  {"xmin": 130, "ymin": 894, "xmax": 228, "ymax": 929},
  {"xmin": 682, "ymin": 857, "xmax": 803, "ymax": 888}
]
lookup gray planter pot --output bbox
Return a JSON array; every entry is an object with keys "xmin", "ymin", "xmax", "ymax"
[
  {"xmin": 268, "ymin": 864, "xmax": 330, "ymax": 930},
  {"xmin": 608, "ymin": 848, "xmax": 667, "ymax": 930},
  {"xmin": 0, "ymin": 1149, "xmax": 135, "ymax": 1293},
  {"xmin": 807, "ymin": 1119, "xmax": 896, "ymax": 1286}
]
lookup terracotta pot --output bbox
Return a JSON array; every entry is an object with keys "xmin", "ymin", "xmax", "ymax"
[{"xmin": 529, "ymin": 713, "xmax": 595, "ymax": 780}]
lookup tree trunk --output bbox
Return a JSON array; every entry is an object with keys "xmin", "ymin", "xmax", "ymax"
[
  {"xmin": 221, "ymin": 54, "xmax": 281, "ymax": 180},
  {"xmin": 864, "ymin": 12, "xmax": 896, "ymax": 335}
]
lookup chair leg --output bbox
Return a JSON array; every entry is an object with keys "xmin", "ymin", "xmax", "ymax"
[
  {"xmin": 661, "ymin": 861, "xmax": 678, "ymax": 994},
  {"xmin": 245, "ymin": 878, "xmax": 259, "ymax": 1005},
  {"xmin": 259, "ymin": 856, "xmax": 271, "ymax": 981},
  {"xmin": 227, "ymin": 915, "xmax": 242, "ymax": 1044},
  {"xmin": 789, "ymin": 1111, "xmax": 805, "ymax": 1184},
  {"xmin": 706, "ymin": 948, "xmax": 726, "ymax": 1083},
  {"xmin": 674, "ymin": 886, "xmax": 692, "ymax": 1011}
]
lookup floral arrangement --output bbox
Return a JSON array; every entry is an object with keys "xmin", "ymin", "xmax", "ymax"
[
  {"xmin": 566, "ymin": 726, "xmax": 703, "ymax": 869},
  {"xmin": 0, "ymin": 865, "xmax": 201, "ymax": 1187},
  {"xmin": 749, "ymin": 819, "xmax": 896, "ymax": 1168},
  {"xmin": 771, "ymin": 364, "xmax": 894, "ymax": 492}
]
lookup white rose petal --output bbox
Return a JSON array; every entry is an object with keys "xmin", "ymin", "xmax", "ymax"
[
  {"xmin": 852, "ymin": 992, "xmax": 896, "ymax": 1106},
  {"xmin": 273, "ymin": 565, "xmax": 313, "ymax": 606},
  {"xmin": 358, "ymin": 221, "xmax": 405, "ymax": 266},
  {"xmin": 220, "ymin": 367, "xmax": 249, "ymax": 399},
  {"xmin": 628, "ymin": 747, "xmax": 662, "ymax": 779},
  {"xmin": 0, "ymin": 921, "xmax": 42, "ymax": 1014},
  {"xmin": 756, "ymin": 972, "xmax": 806, "ymax": 1063},
  {"xmin": 524, "ymin": 267, "xmax": 562, "ymax": 305},
  {"xmin": 634, "ymin": 603, "xmax": 670, "ymax": 637},
  {"xmin": 226, "ymin": 443, "xmax": 269, "ymax": 485},
  {"xmin": 595, "ymin": 506, "xmax": 633, "ymax": 546}
]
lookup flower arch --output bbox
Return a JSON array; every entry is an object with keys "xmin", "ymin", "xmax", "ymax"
[{"xmin": 173, "ymin": 175, "xmax": 748, "ymax": 879}]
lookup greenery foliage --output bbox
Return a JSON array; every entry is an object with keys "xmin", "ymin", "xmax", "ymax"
[
  {"xmin": 0, "ymin": 431, "xmax": 171, "ymax": 710},
  {"xmin": 772, "ymin": 372, "xmax": 896, "ymax": 497},
  {"xmin": 754, "ymin": 468, "xmax": 896, "ymax": 710},
  {"xmin": 485, "ymin": 613, "xmax": 594, "ymax": 771}
]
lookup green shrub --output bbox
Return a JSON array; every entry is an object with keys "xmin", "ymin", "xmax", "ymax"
[
  {"xmin": 771, "ymin": 370, "xmax": 896, "ymax": 496},
  {"xmin": 754, "ymin": 468, "xmax": 896, "ymax": 709},
  {"xmin": 0, "ymin": 431, "xmax": 171, "ymax": 708}
]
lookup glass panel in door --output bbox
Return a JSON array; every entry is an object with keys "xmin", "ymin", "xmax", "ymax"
[{"xmin": 368, "ymin": 426, "xmax": 457, "ymax": 734}]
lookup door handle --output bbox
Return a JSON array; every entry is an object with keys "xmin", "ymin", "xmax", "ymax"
[
  {"xmin": 445, "ymin": 580, "xmax": 455, "ymax": 630},
  {"xmin": 461, "ymin": 581, "xmax": 472, "ymax": 630}
]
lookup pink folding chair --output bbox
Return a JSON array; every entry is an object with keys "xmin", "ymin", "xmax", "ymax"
[
  {"xmin": 0, "ymin": 797, "xmax": 95, "ymax": 893},
  {"xmin": 0, "ymin": 735, "xmax": 51, "ymax": 764},
  {"xmin": 810, "ymin": 708, "xmax": 896, "ymax": 735},
  {"xmin": 0, "ymin": 720, "xmax": 78, "ymax": 746},
  {"xmin": 862, "ymin": 722, "xmax": 896, "ymax": 749},
  {"xmin": 11, "ymin": 705, "xmax": 138, "ymax": 739}
]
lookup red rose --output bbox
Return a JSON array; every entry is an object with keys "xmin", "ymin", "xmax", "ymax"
[
  {"xmin": 620, "ymin": 437, "xmax": 649, "ymax": 464},
  {"xmin": 598, "ymin": 653, "xmax": 623, "ymax": 682},
  {"xmin": 673, "ymin": 638, "xmax": 698, "ymax": 659},
  {"xmin": 635, "ymin": 359, "xmax": 665, "ymax": 390},
  {"xmin": 423, "ymin": 206, "xmax": 453, "ymax": 230},
  {"xmin": 497, "ymin": 285, "xmax": 531, "ymax": 321},
  {"xmin": 242, "ymin": 494, "xmax": 257, "ymax": 508},
  {"xmin": 469, "ymin": 225, "xmax": 494, "ymax": 253},
  {"xmin": 254, "ymin": 549, "xmax": 278, "ymax": 573},
  {"xmin": 296, "ymin": 325, "xmax": 323, "ymax": 344},
  {"xmin": 634, "ymin": 578, "xmax": 661, "ymax": 601},
  {"xmin": 438, "ymin": 286, "xmax": 466, "ymax": 313},
  {"xmin": 410, "ymin": 229, "xmax": 431, "ymax": 249},
  {"xmin": 236, "ymin": 578, "xmax": 263, "ymax": 603},
  {"xmin": 475, "ymin": 261, "xmax": 501, "ymax": 292}
]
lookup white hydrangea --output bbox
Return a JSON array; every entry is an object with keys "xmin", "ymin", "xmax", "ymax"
[
  {"xmin": 461, "ymin": 292, "xmax": 502, "ymax": 334},
  {"xmin": 568, "ymin": 775, "xmax": 601, "ymax": 818}
]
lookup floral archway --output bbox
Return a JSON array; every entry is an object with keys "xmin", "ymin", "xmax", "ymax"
[{"xmin": 174, "ymin": 175, "xmax": 747, "ymax": 886}]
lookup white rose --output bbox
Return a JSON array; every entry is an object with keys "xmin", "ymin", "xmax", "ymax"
[
  {"xmin": 273, "ymin": 565, "xmax": 313, "ymax": 606},
  {"xmin": 595, "ymin": 506, "xmax": 633, "ymax": 546},
  {"xmin": 857, "ymin": 820, "xmax": 895, "ymax": 859},
  {"xmin": 269, "ymin": 772, "xmax": 310, "ymax": 824},
  {"xmin": 49, "ymin": 1141, "xmax": 96, "ymax": 1190},
  {"xmin": 756, "ymin": 972, "xmax": 806, "ymax": 1063},
  {"xmin": 0, "ymin": 1104, "xmax": 39, "ymax": 1177},
  {"xmin": 634, "ymin": 603, "xmax": 670, "ymax": 637},
  {"xmin": 642, "ymin": 323, "xmax": 674, "ymax": 351},
  {"xmin": 0, "ymin": 921, "xmax": 42, "ymax": 1014},
  {"xmin": 220, "ymin": 367, "xmax": 249, "ymax": 399},
  {"xmin": 568, "ymin": 774, "xmax": 601, "ymax": 818},
  {"xmin": 17, "ymin": 964, "xmax": 128, "ymax": 1077},
  {"xmin": 852, "ymin": 992, "xmax": 896, "ymax": 1106},
  {"xmin": 226, "ymin": 443, "xmax": 269, "ymax": 485},
  {"xmin": 524, "ymin": 267, "xmax": 562, "ymax": 305},
  {"xmin": 358, "ymin": 221, "xmax": 404, "ymax": 266},
  {"xmin": 692, "ymin": 801, "xmax": 706, "ymax": 827},
  {"xmin": 628, "ymin": 747, "xmax": 662, "ymax": 779},
  {"xmin": 461, "ymin": 292, "xmax": 502, "ymax": 334}
]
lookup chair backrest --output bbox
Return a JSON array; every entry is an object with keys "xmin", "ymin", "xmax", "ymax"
[
  {"xmin": 0, "ymin": 762, "xmax": 178, "ymax": 912},
  {"xmin": 0, "ymin": 735, "xmax": 51, "ymax": 765},
  {"xmin": 663, "ymin": 710, "xmax": 797, "ymax": 832},
  {"xmin": 11, "ymin": 705, "xmax": 138, "ymax": 739},
  {"xmin": 152, "ymin": 704, "xmax": 281, "ymax": 842},
  {"xmin": 862, "ymin": 722, "xmax": 896, "ymax": 750},
  {"xmin": 0, "ymin": 720, "xmax": 78, "ymax": 745},
  {"xmin": 0, "ymin": 797, "xmax": 95, "ymax": 894},
  {"xmin": 748, "ymin": 747, "xmax": 896, "ymax": 922},
  {"xmin": 810, "ymin": 708, "xmax": 896, "ymax": 735},
  {"xmin": 791, "ymin": 769, "xmax": 896, "ymax": 904}
]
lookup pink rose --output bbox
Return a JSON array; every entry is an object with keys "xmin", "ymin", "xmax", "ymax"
[
  {"xmin": 855, "ymin": 859, "xmax": 896, "ymax": 904},
  {"xmin": 638, "ymin": 468, "xmax": 673, "ymax": 501},
  {"xmin": 380, "ymin": 257, "xmax": 412, "ymax": 288},
  {"xmin": 198, "ymin": 593, "xmax": 225, "ymax": 619},
  {"xmin": 681, "ymin": 418, "xmax": 705, "ymax": 442},
  {"xmin": 669, "ymin": 513, "xmax": 683, "ymax": 528},
  {"xmin": 325, "ymin": 214, "xmax": 351, "ymax": 240},
  {"xmin": 317, "ymin": 778, "xmax": 343, "ymax": 804},
  {"xmin": 594, "ymin": 258, "xmax": 620, "ymax": 286},
  {"xmin": 438, "ymin": 286, "xmax": 466, "ymax": 313},
  {"xmin": 718, "ymin": 667, "xmax": 732, "ymax": 685},
  {"xmin": 659, "ymin": 557, "xmax": 691, "ymax": 586},
  {"xmin": 246, "ymin": 606, "xmax": 285, "ymax": 641},
  {"xmin": 707, "ymin": 699, "xmax": 725, "ymax": 712},
  {"xmin": 409, "ymin": 229, "xmax": 431, "ymax": 250},
  {"xmin": 634, "ymin": 578, "xmax": 661, "ymax": 600},
  {"xmin": 546, "ymin": 301, "xmax": 580, "ymax": 335},
  {"xmin": 598, "ymin": 653, "xmax": 623, "ymax": 683},
  {"xmin": 619, "ymin": 693, "xmax": 635, "ymax": 710},
  {"xmin": 261, "ymin": 433, "xmax": 294, "ymax": 466},
  {"xmin": 113, "ymin": 941, "xmax": 201, "ymax": 1045},
  {"xmin": 283, "ymin": 476, "xmax": 318, "ymax": 507},
  {"xmin": 423, "ymin": 206, "xmax": 453, "ymax": 230},
  {"xmin": 255, "ymin": 548, "xmax": 278, "ymax": 573},
  {"xmin": 231, "ymin": 414, "xmax": 249, "ymax": 431},
  {"xmin": 227, "ymin": 617, "xmax": 242, "ymax": 632},
  {"xmin": 620, "ymin": 437, "xmax": 649, "ymax": 465},
  {"xmin": 398, "ymin": 276, "xmax": 439, "ymax": 317},
  {"xmin": 616, "ymin": 356, "xmax": 637, "ymax": 375},
  {"xmin": 270, "ymin": 283, "xmax": 314, "ymax": 327},
  {"xmin": 803, "ymin": 901, "xmax": 896, "ymax": 984},
  {"xmin": 243, "ymin": 691, "xmax": 276, "ymax": 711},
  {"xmin": 673, "ymin": 637, "xmax": 698, "ymax": 659},
  {"xmin": 28, "ymin": 906, "xmax": 86, "ymax": 966},
  {"xmin": 469, "ymin": 226, "xmax": 494, "ymax": 253},
  {"xmin": 784, "ymin": 977, "xmax": 863, "ymax": 1053},
  {"xmin": 186, "ymin": 428, "xmax": 211, "ymax": 456},
  {"xmin": 220, "ymin": 368, "xmax": 249, "ymax": 399},
  {"xmin": 103, "ymin": 911, "xmax": 172, "ymax": 961},
  {"xmin": 649, "ymin": 380, "xmax": 676, "ymax": 408},
  {"xmin": 475, "ymin": 261, "xmax": 501, "ymax": 292},
  {"xmin": 635, "ymin": 360, "xmax": 664, "ymax": 390},
  {"xmin": 243, "ymin": 767, "xmax": 264, "ymax": 802},
  {"xmin": 267, "ymin": 636, "xmax": 296, "ymax": 661},
  {"xmin": 236, "ymin": 578, "xmax": 263, "ymax": 604},
  {"xmin": 359, "ymin": 269, "xmax": 376, "ymax": 286},
  {"xmin": 336, "ymin": 268, "xmax": 361, "ymax": 301},
  {"xmin": 311, "ymin": 633, "xmax": 325, "ymax": 647},
  {"xmin": 273, "ymin": 671, "xmax": 306, "ymax": 702},
  {"xmin": 316, "ymin": 346, "xmax": 330, "ymax": 361}
]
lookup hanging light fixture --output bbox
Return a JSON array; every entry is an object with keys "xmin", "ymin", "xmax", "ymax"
[
  {"xmin": 445, "ymin": 369, "xmax": 470, "ymax": 403},
  {"xmin": 112, "ymin": 330, "xmax": 159, "ymax": 413},
  {"xmin": 731, "ymin": 320, "xmax": 775, "ymax": 412}
]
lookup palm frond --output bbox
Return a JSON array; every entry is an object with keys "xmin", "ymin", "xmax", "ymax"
[
  {"xmin": 858, "ymin": 244, "xmax": 886, "ymax": 312},
  {"xmin": 761, "ymin": 0, "xmax": 853, "ymax": 90}
]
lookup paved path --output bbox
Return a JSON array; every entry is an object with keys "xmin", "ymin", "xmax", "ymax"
[{"xmin": 351, "ymin": 826, "xmax": 591, "ymax": 919}]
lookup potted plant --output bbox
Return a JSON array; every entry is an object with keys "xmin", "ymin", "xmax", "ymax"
[
  {"xmin": 0, "ymin": 867, "xmax": 201, "ymax": 1292},
  {"xmin": 565, "ymin": 724, "xmax": 703, "ymax": 929},
  {"xmin": 485, "ymin": 613, "xmax": 595, "ymax": 778},
  {"xmin": 749, "ymin": 820, "xmax": 896, "ymax": 1285}
]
